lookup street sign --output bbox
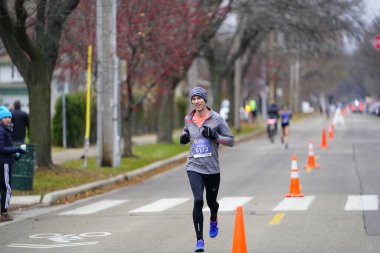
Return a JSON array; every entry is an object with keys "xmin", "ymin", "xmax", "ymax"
[{"xmin": 372, "ymin": 35, "xmax": 380, "ymax": 50}]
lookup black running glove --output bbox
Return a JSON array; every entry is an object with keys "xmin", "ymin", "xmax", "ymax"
[
  {"xmin": 180, "ymin": 134, "xmax": 190, "ymax": 144},
  {"xmin": 13, "ymin": 153, "xmax": 21, "ymax": 161},
  {"xmin": 202, "ymin": 126, "xmax": 218, "ymax": 140}
]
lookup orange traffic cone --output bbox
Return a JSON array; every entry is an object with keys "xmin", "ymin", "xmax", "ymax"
[
  {"xmin": 303, "ymin": 140, "xmax": 320, "ymax": 169},
  {"xmin": 328, "ymin": 123, "xmax": 334, "ymax": 140},
  {"xmin": 286, "ymin": 154, "xmax": 304, "ymax": 197},
  {"xmin": 319, "ymin": 128, "xmax": 328, "ymax": 149},
  {"xmin": 232, "ymin": 206, "xmax": 247, "ymax": 253}
]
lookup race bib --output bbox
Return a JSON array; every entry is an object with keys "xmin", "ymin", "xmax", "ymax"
[{"xmin": 191, "ymin": 138, "xmax": 212, "ymax": 158}]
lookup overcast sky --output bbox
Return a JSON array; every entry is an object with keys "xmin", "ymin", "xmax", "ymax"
[
  {"xmin": 363, "ymin": 0, "xmax": 380, "ymax": 25},
  {"xmin": 344, "ymin": 0, "xmax": 380, "ymax": 53}
]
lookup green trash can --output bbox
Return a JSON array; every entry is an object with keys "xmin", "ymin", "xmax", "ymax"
[{"xmin": 12, "ymin": 144, "xmax": 36, "ymax": 191}]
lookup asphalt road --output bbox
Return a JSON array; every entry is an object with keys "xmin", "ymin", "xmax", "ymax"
[{"xmin": 1, "ymin": 113, "xmax": 380, "ymax": 253}]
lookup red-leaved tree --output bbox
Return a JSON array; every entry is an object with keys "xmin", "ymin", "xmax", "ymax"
[
  {"xmin": 117, "ymin": 0, "xmax": 229, "ymax": 155},
  {"xmin": 56, "ymin": 1, "xmax": 229, "ymax": 158}
]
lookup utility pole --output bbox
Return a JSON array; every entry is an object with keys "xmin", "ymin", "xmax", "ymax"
[
  {"xmin": 111, "ymin": 1, "xmax": 121, "ymax": 167},
  {"xmin": 289, "ymin": 59, "xmax": 300, "ymax": 113},
  {"xmin": 96, "ymin": 0, "xmax": 120, "ymax": 167},
  {"xmin": 289, "ymin": 45, "xmax": 301, "ymax": 113},
  {"xmin": 234, "ymin": 57, "xmax": 241, "ymax": 131},
  {"xmin": 268, "ymin": 31, "xmax": 276, "ymax": 102},
  {"xmin": 289, "ymin": 61, "xmax": 295, "ymax": 113},
  {"xmin": 62, "ymin": 70, "xmax": 69, "ymax": 149},
  {"xmin": 294, "ymin": 55, "xmax": 300, "ymax": 114},
  {"xmin": 260, "ymin": 44, "xmax": 268, "ymax": 121},
  {"xmin": 96, "ymin": 0, "xmax": 103, "ymax": 167}
]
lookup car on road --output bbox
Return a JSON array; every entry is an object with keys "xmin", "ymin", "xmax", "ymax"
[{"xmin": 349, "ymin": 99, "xmax": 364, "ymax": 113}]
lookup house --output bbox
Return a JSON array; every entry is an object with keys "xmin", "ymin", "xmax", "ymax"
[
  {"xmin": 0, "ymin": 54, "xmax": 29, "ymax": 112},
  {"xmin": 0, "ymin": 51, "xmax": 65, "ymax": 114}
]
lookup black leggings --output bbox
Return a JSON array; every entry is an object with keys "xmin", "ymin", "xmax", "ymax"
[{"xmin": 187, "ymin": 171, "xmax": 220, "ymax": 240}]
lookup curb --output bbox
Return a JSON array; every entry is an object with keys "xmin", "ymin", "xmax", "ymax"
[
  {"xmin": 41, "ymin": 151, "xmax": 189, "ymax": 205},
  {"xmin": 11, "ymin": 195, "xmax": 42, "ymax": 207},
  {"xmin": 12, "ymin": 129, "xmax": 263, "ymax": 207}
]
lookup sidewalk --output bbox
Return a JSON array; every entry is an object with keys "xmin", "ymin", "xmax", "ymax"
[
  {"xmin": 11, "ymin": 129, "xmax": 261, "ymax": 208},
  {"xmin": 52, "ymin": 131, "xmax": 182, "ymax": 164}
]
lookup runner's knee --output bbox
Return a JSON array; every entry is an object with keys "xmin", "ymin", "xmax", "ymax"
[{"xmin": 194, "ymin": 198, "xmax": 204, "ymax": 209}]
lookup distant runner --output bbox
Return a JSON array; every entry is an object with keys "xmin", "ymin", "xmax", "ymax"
[
  {"xmin": 280, "ymin": 104, "xmax": 292, "ymax": 149},
  {"xmin": 180, "ymin": 87, "xmax": 234, "ymax": 252}
]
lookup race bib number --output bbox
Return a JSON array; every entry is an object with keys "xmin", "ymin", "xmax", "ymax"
[{"xmin": 191, "ymin": 138, "xmax": 212, "ymax": 158}]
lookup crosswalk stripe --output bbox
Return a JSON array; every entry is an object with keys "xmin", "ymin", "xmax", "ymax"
[
  {"xmin": 272, "ymin": 196, "xmax": 315, "ymax": 211},
  {"xmin": 56, "ymin": 195, "xmax": 380, "ymax": 216},
  {"xmin": 129, "ymin": 198, "xmax": 189, "ymax": 213},
  {"xmin": 344, "ymin": 195, "xmax": 379, "ymax": 210},
  {"xmin": 59, "ymin": 200, "xmax": 129, "ymax": 215},
  {"xmin": 203, "ymin": 197, "xmax": 253, "ymax": 212}
]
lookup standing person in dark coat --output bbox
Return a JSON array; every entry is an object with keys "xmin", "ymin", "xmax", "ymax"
[
  {"xmin": 10, "ymin": 100, "xmax": 29, "ymax": 144},
  {"xmin": 0, "ymin": 106, "xmax": 26, "ymax": 222}
]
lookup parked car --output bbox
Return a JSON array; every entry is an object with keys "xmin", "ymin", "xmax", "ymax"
[{"xmin": 367, "ymin": 101, "xmax": 380, "ymax": 116}]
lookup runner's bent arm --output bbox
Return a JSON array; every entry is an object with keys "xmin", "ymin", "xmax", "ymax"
[{"xmin": 214, "ymin": 118, "xmax": 234, "ymax": 147}]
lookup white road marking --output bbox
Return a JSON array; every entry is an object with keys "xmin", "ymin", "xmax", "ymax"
[
  {"xmin": 129, "ymin": 198, "xmax": 189, "ymax": 213},
  {"xmin": 59, "ymin": 200, "xmax": 128, "ymax": 215},
  {"xmin": 344, "ymin": 195, "xmax": 378, "ymax": 211},
  {"xmin": 203, "ymin": 197, "xmax": 253, "ymax": 212},
  {"xmin": 272, "ymin": 196, "xmax": 315, "ymax": 211},
  {"xmin": 7, "ymin": 241, "xmax": 98, "ymax": 249}
]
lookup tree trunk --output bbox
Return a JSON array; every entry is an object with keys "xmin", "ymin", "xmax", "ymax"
[
  {"xmin": 28, "ymin": 60, "xmax": 53, "ymax": 168},
  {"xmin": 0, "ymin": 0, "xmax": 80, "ymax": 169},
  {"xmin": 121, "ymin": 80, "xmax": 134, "ymax": 157},
  {"xmin": 121, "ymin": 112, "xmax": 134, "ymax": 157},
  {"xmin": 210, "ymin": 66, "xmax": 223, "ymax": 112},
  {"xmin": 157, "ymin": 87, "xmax": 174, "ymax": 143}
]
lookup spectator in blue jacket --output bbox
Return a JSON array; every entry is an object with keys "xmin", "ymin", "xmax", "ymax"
[{"xmin": 0, "ymin": 106, "xmax": 26, "ymax": 222}]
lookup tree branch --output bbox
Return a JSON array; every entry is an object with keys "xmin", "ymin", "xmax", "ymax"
[
  {"xmin": 13, "ymin": 0, "xmax": 39, "ymax": 61},
  {"xmin": 36, "ymin": 0, "xmax": 47, "ymax": 42},
  {"xmin": 44, "ymin": 0, "xmax": 80, "ymax": 76},
  {"xmin": 0, "ymin": 1, "xmax": 31, "ymax": 77}
]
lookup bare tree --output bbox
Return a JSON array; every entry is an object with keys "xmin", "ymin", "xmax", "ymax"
[
  {"xmin": 0, "ymin": 0, "xmax": 80, "ymax": 169},
  {"xmin": 203, "ymin": 0, "xmax": 364, "ymax": 113},
  {"xmin": 352, "ymin": 17, "xmax": 380, "ymax": 98}
]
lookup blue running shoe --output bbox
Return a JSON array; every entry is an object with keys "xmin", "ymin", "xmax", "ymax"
[
  {"xmin": 195, "ymin": 239, "xmax": 204, "ymax": 252},
  {"xmin": 209, "ymin": 220, "xmax": 219, "ymax": 238}
]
